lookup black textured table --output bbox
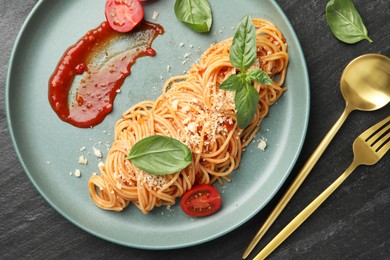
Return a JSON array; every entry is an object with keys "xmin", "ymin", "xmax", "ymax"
[{"xmin": 1, "ymin": 1, "xmax": 389, "ymax": 259}]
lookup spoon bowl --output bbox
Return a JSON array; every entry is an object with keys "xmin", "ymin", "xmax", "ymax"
[{"xmin": 341, "ymin": 54, "xmax": 390, "ymax": 111}]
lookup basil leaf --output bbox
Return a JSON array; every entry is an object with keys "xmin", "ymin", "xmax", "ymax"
[
  {"xmin": 174, "ymin": 0, "xmax": 212, "ymax": 33},
  {"xmin": 326, "ymin": 0, "xmax": 372, "ymax": 44},
  {"xmin": 235, "ymin": 82, "xmax": 259, "ymax": 129},
  {"xmin": 126, "ymin": 135, "xmax": 193, "ymax": 175},
  {"xmin": 247, "ymin": 69, "xmax": 273, "ymax": 85},
  {"xmin": 229, "ymin": 14, "xmax": 257, "ymax": 71},
  {"xmin": 219, "ymin": 74, "xmax": 244, "ymax": 91}
]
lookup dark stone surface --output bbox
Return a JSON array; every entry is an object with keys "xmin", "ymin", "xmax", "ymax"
[{"xmin": 1, "ymin": 0, "xmax": 389, "ymax": 259}]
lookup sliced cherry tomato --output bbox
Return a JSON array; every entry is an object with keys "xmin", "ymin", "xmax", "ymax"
[
  {"xmin": 105, "ymin": 0, "xmax": 144, "ymax": 33},
  {"xmin": 180, "ymin": 184, "xmax": 222, "ymax": 217}
]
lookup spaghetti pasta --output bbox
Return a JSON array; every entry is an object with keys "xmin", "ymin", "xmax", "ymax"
[{"xmin": 88, "ymin": 18, "xmax": 288, "ymax": 214}]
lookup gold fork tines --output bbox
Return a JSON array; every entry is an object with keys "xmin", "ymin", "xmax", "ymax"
[
  {"xmin": 353, "ymin": 117, "xmax": 390, "ymax": 166},
  {"xmin": 253, "ymin": 116, "xmax": 390, "ymax": 260},
  {"xmin": 365, "ymin": 119, "xmax": 390, "ymax": 153}
]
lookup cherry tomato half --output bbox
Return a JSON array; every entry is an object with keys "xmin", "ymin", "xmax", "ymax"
[
  {"xmin": 180, "ymin": 184, "xmax": 222, "ymax": 217},
  {"xmin": 105, "ymin": 0, "xmax": 144, "ymax": 33}
]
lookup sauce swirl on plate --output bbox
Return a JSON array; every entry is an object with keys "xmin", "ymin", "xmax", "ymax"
[{"xmin": 48, "ymin": 21, "xmax": 163, "ymax": 128}]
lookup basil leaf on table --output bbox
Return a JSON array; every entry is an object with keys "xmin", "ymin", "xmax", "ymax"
[
  {"xmin": 126, "ymin": 135, "xmax": 193, "ymax": 175},
  {"xmin": 229, "ymin": 14, "xmax": 257, "ymax": 71},
  {"xmin": 326, "ymin": 0, "xmax": 372, "ymax": 44},
  {"xmin": 234, "ymin": 82, "xmax": 259, "ymax": 129},
  {"xmin": 174, "ymin": 0, "xmax": 212, "ymax": 33}
]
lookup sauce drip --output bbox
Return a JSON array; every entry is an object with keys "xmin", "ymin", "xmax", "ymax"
[{"xmin": 48, "ymin": 21, "xmax": 164, "ymax": 128}]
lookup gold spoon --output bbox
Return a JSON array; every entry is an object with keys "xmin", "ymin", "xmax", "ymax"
[{"xmin": 243, "ymin": 53, "xmax": 390, "ymax": 259}]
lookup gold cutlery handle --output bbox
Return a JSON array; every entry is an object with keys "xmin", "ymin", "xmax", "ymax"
[
  {"xmin": 243, "ymin": 107, "xmax": 352, "ymax": 259},
  {"xmin": 253, "ymin": 162, "xmax": 358, "ymax": 260}
]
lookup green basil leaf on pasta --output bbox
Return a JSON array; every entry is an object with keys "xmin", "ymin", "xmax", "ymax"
[
  {"xmin": 174, "ymin": 0, "xmax": 212, "ymax": 33},
  {"xmin": 219, "ymin": 74, "xmax": 244, "ymax": 91},
  {"xmin": 218, "ymin": 15, "xmax": 261, "ymax": 129},
  {"xmin": 234, "ymin": 83, "xmax": 259, "ymax": 129},
  {"xmin": 247, "ymin": 69, "xmax": 273, "ymax": 85},
  {"xmin": 126, "ymin": 135, "xmax": 193, "ymax": 175},
  {"xmin": 326, "ymin": 0, "xmax": 372, "ymax": 44},
  {"xmin": 229, "ymin": 14, "xmax": 257, "ymax": 71}
]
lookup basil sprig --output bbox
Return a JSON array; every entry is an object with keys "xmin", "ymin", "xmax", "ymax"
[
  {"xmin": 326, "ymin": 0, "xmax": 372, "ymax": 44},
  {"xmin": 219, "ymin": 14, "xmax": 272, "ymax": 129},
  {"xmin": 126, "ymin": 135, "xmax": 193, "ymax": 175},
  {"xmin": 229, "ymin": 14, "xmax": 257, "ymax": 71},
  {"xmin": 174, "ymin": 0, "xmax": 212, "ymax": 33}
]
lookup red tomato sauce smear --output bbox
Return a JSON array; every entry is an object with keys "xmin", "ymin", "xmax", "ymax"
[{"xmin": 48, "ymin": 21, "xmax": 164, "ymax": 128}]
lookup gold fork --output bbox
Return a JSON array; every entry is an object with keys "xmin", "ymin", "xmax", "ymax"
[{"xmin": 253, "ymin": 116, "xmax": 390, "ymax": 260}]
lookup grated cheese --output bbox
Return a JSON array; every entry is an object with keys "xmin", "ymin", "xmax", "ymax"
[
  {"xmin": 74, "ymin": 169, "xmax": 81, "ymax": 177},
  {"xmin": 78, "ymin": 156, "xmax": 88, "ymax": 165},
  {"xmin": 257, "ymin": 138, "xmax": 267, "ymax": 151},
  {"xmin": 172, "ymin": 99, "xmax": 179, "ymax": 111},
  {"xmin": 93, "ymin": 147, "xmax": 103, "ymax": 158},
  {"xmin": 175, "ymin": 83, "xmax": 235, "ymax": 154},
  {"xmin": 136, "ymin": 170, "xmax": 167, "ymax": 190},
  {"xmin": 152, "ymin": 11, "xmax": 159, "ymax": 20}
]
